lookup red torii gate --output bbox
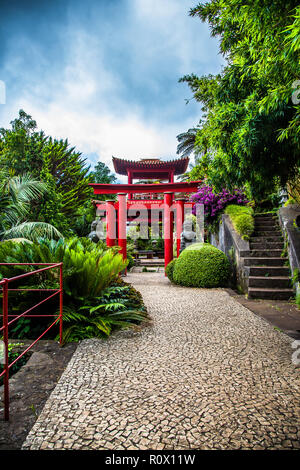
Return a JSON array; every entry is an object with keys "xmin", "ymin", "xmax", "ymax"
[
  {"xmin": 90, "ymin": 180, "xmax": 200, "ymax": 272},
  {"xmin": 89, "ymin": 156, "xmax": 200, "ymax": 272}
]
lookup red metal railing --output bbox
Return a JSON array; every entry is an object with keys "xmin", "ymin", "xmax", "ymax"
[{"xmin": 0, "ymin": 263, "xmax": 63, "ymax": 421}]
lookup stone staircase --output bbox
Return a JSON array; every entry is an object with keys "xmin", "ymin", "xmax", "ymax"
[{"xmin": 244, "ymin": 214, "xmax": 294, "ymax": 300}]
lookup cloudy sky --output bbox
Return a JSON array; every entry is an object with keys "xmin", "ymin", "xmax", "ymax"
[{"xmin": 0, "ymin": 0, "xmax": 223, "ymax": 180}]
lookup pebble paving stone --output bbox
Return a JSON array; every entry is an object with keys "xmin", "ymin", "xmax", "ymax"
[{"xmin": 22, "ymin": 272, "xmax": 300, "ymax": 450}]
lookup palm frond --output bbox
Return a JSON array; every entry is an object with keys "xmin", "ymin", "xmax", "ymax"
[{"xmin": 1, "ymin": 221, "xmax": 62, "ymax": 241}]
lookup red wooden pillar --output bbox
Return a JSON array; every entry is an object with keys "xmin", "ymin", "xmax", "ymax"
[
  {"xmin": 117, "ymin": 193, "xmax": 127, "ymax": 273},
  {"xmin": 164, "ymin": 192, "xmax": 173, "ymax": 273},
  {"xmin": 106, "ymin": 200, "xmax": 116, "ymax": 247},
  {"xmin": 176, "ymin": 198, "xmax": 185, "ymax": 257},
  {"xmin": 127, "ymin": 171, "xmax": 132, "ymax": 200}
]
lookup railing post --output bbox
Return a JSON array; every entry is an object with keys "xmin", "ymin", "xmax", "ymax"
[
  {"xmin": 59, "ymin": 263, "xmax": 63, "ymax": 346},
  {"xmin": 2, "ymin": 279, "xmax": 9, "ymax": 421}
]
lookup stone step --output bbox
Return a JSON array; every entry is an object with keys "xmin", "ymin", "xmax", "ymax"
[
  {"xmin": 254, "ymin": 217, "xmax": 279, "ymax": 223},
  {"xmin": 254, "ymin": 214, "xmax": 276, "ymax": 219},
  {"xmin": 248, "ymin": 287, "xmax": 294, "ymax": 300},
  {"xmin": 244, "ymin": 257, "xmax": 289, "ymax": 266},
  {"xmin": 250, "ymin": 242, "xmax": 284, "ymax": 250},
  {"xmin": 249, "ymin": 249, "xmax": 284, "ymax": 257},
  {"xmin": 249, "ymin": 266, "xmax": 290, "ymax": 277},
  {"xmin": 254, "ymin": 219, "xmax": 276, "ymax": 223},
  {"xmin": 253, "ymin": 225, "xmax": 281, "ymax": 230},
  {"xmin": 250, "ymin": 236, "xmax": 283, "ymax": 243},
  {"xmin": 248, "ymin": 276, "xmax": 291, "ymax": 288},
  {"xmin": 255, "ymin": 220, "xmax": 279, "ymax": 227},
  {"xmin": 254, "ymin": 226, "xmax": 280, "ymax": 232},
  {"xmin": 253, "ymin": 230, "xmax": 282, "ymax": 237}
]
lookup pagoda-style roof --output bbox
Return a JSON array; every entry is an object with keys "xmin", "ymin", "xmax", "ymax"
[{"xmin": 112, "ymin": 156, "xmax": 189, "ymax": 176}]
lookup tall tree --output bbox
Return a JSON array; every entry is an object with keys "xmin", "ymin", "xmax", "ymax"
[
  {"xmin": 0, "ymin": 110, "xmax": 92, "ymax": 231},
  {"xmin": 90, "ymin": 161, "xmax": 117, "ymax": 184},
  {"xmin": 176, "ymin": 128, "xmax": 199, "ymax": 158},
  {"xmin": 181, "ymin": 1, "xmax": 300, "ymax": 202}
]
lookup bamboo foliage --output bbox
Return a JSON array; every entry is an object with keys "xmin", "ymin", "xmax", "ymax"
[{"xmin": 287, "ymin": 174, "xmax": 300, "ymax": 205}]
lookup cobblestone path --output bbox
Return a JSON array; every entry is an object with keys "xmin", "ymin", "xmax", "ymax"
[{"xmin": 23, "ymin": 273, "xmax": 300, "ymax": 450}]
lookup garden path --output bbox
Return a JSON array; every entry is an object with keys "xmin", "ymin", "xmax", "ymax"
[{"xmin": 23, "ymin": 272, "xmax": 300, "ymax": 450}]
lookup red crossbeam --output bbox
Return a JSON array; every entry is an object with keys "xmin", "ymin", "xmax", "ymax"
[{"xmin": 89, "ymin": 180, "xmax": 201, "ymax": 195}]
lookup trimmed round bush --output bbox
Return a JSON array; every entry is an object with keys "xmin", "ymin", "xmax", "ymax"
[
  {"xmin": 165, "ymin": 259, "xmax": 177, "ymax": 282},
  {"xmin": 173, "ymin": 243, "xmax": 230, "ymax": 288},
  {"xmin": 184, "ymin": 242, "xmax": 206, "ymax": 251}
]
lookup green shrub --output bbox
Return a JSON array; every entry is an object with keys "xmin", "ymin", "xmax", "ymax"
[
  {"xmin": 284, "ymin": 197, "xmax": 296, "ymax": 206},
  {"xmin": 296, "ymin": 291, "xmax": 300, "ymax": 309},
  {"xmin": 233, "ymin": 214, "xmax": 255, "ymax": 240},
  {"xmin": 173, "ymin": 243, "xmax": 230, "ymax": 288},
  {"xmin": 0, "ymin": 237, "xmax": 146, "ymax": 342},
  {"xmin": 0, "ymin": 237, "xmax": 127, "ymax": 298},
  {"xmin": 165, "ymin": 259, "xmax": 177, "ymax": 282},
  {"xmin": 61, "ymin": 281, "xmax": 148, "ymax": 343},
  {"xmin": 225, "ymin": 205, "xmax": 254, "ymax": 240},
  {"xmin": 185, "ymin": 242, "xmax": 206, "ymax": 251}
]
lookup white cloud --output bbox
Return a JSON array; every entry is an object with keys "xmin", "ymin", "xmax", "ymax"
[
  {"xmin": 0, "ymin": 0, "xmax": 222, "ymax": 182},
  {"xmin": 16, "ymin": 97, "xmax": 196, "ymax": 181},
  {"xmin": 131, "ymin": 0, "xmax": 222, "ymax": 75}
]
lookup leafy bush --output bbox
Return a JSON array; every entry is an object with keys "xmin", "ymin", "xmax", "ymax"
[
  {"xmin": 190, "ymin": 185, "xmax": 249, "ymax": 225},
  {"xmin": 0, "ymin": 237, "xmax": 148, "ymax": 342},
  {"xmin": 126, "ymin": 240, "xmax": 136, "ymax": 270},
  {"xmin": 184, "ymin": 242, "xmax": 206, "ymax": 251},
  {"xmin": 0, "ymin": 237, "xmax": 124, "ymax": 290},
  {"xmin": 296, "ymin": 291, "xmax": 300, "ymax": 309},
  {"xmin": 61, "ymin": 282, "xmax": 148, "ymax": 343},
  {"xmin": 225, "ymin": 205, "xmax": 254, "ymax": 240},
  {"xmin": 165, "ymin": 259, "xmax": 177, "ymax": 282},
  {"xmin": 173, "ymin": 243, "xmax": 230, "ymax": 288},
  {"xmin": 284, "ymin": 197, "xmax": 296, "ymax": 206}
]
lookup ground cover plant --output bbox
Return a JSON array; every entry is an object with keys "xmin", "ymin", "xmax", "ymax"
[
  {"xmin": 224, "ymin": 205, "xmax": 254, "ymax": 240},
  {"xmin": 0, "ymin": 238, "xmax": 148, "ymax": 343}
]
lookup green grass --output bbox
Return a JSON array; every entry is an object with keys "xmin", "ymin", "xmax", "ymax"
[
  {"xmin": 225, "ymin": 205, "xmax": 254, "ymax": 241},
  {"xmin": 296, "ymin": 291, "xmax": 300, "ymax": 309}
]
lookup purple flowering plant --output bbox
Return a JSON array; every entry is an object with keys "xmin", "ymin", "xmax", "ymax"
[{"xmin": 191, "ymin": 185, "xmax": 248, "ymax": 225}]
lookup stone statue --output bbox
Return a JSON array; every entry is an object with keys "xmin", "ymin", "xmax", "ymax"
[
  {"xmin": 180, "ymin": 220, "xmax": 197, "ymax": 253},
  {"xmin": 88, "ymin": 219, "xmax": 104, "ymax": 243}
]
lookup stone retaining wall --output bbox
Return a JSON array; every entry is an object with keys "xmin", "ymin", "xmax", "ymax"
[
  {"xmin": 278, "ymin": 204, "xmax": 300, "ymax": 296},
  {"xmin": 209, "ymin": 214, "xmax": 250, "ymax": 293}
]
